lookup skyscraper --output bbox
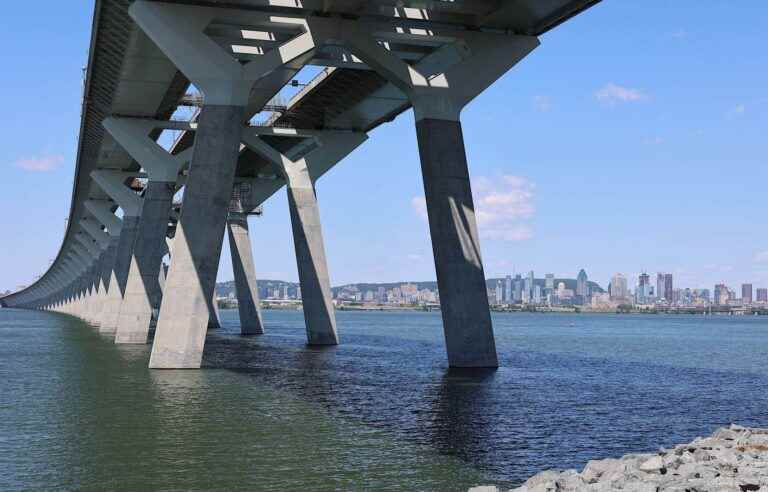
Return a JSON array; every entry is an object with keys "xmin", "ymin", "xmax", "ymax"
[
  {"xmin": 576, "ymin": 269, "xmax": 589, "ymax": 298},
  {"xmin": 505, "ymin": 275, "xmax": 513, "ymax": 303},
  {"xmin": 513, "ymin": 274, "xmax": 523, "ymax": 302},
  {"xmin": 757, "ymin": 288, "xmax": 768, "ymax": 303},
  {"xmin": 714, "ymin": 283, "xmax": 728, "ymax": 306},
  {"xmin": 664, "ymin": 274, "xmax": 674, "ymax": 304},
  {"xmin": 524, "ymin": 270, "xmax": 534, "ymax": 301},
  {"xmin": 533, "ymin": 284, "xmax": 542, "ymax": 304},
  {"xmin": 657, "ymin": 273, "xmax": 665, "ymax": 301},
  {"xmin": 742, "ymin": 284, "xmax": 753, "ymax": 305},
  {"xmin": 610, "ymin": 273, "xmax": 628, "ymax": 300},
  {"xmin": 637, "ymin": 272, "xmax": 651, "ymax": 304},
  {"xmin": 495, "ymin": 280, "xmax": 503, "ymax": 305},
  {"xmin": 545, "ymin": 273, "xmax": 555, "ymax": 291}
]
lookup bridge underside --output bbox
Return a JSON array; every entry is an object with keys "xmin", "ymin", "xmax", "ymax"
[{"xmin": 1, "ymin": 0, "xmax": 600, "ymax": 369}]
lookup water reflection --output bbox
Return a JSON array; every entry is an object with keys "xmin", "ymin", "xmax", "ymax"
[
  {"xmin": 427, "ymin": 369, "xmax": 498, "ymax": 459},
  {"xmin": 4, "ymin": 308, "xmax": 768, "ymax": 490}
]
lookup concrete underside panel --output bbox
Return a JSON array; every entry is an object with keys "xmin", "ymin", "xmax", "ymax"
[
  {"xmin": 415, "ymin": 118, "xmax": 498, "ymax": 368},
  {"xmin": 149, "ymin": 105, "xmax": 244, "ymax": 369}
]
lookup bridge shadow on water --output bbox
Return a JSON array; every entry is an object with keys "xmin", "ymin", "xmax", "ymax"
[
  {"xmin": 15, "ymin": 308, "xmax": 767, "ymax": 489},
  {"xmin": 192, "ymin": 310, "xmax": 768, "ymax": 486}
]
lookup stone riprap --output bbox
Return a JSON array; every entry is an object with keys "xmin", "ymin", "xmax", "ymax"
[{"xmin": 472, "ymin": 425, "xmax": 768, "ymax": 492}]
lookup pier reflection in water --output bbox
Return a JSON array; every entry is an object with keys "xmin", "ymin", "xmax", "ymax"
[{"xmin": 2, "ymin": 308, "xmax": 768, "ymax": 490}]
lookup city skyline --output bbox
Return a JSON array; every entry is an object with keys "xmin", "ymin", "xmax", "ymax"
[
  {"xmin": 1, "ymin": 2, "xmax": 767, "ymax": 293},
  {"xmin": 191, "ymin": 266, "xmax": 767, "ymax": 310}
]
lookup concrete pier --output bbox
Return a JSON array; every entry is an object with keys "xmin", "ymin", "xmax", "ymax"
[
  {"xmin": 96, "ymin": 238, "xmax": 119, "ymax": 326},
  {"xmin": 287, "ymin": 184, "xmax": 338, "ymax": 345},
  {"xmin": 113, "ymin": 215, "xmax": 141, "ymax": 297},
  {"xmin": 227, "ymin": 212, "xmax": 264, "ymax": 335},
  {"xmin": 149, "ymin": 105, "xmax": 244, "ymax": 368},
  {"xmin": 115, "ymin": 181, "xmax": 175, "ymax": 344},
  {"xmin": 416, "ymin": 118, "xmax": 497, "ymax": 368},
  {"xmin": 240, "ymin": 129, "xmax": 368, "ymax": 346}
]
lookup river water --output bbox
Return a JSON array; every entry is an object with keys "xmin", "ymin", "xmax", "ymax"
[{"xmin": 1, "ymin": 308, "xmax": 767, "ymax": 490}]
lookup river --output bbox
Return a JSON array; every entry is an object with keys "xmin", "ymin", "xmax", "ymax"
[{"xmin": 1, "ymin": 308, "xmax": 767, "ymax": 490}]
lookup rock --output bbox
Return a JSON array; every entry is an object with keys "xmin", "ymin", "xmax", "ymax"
[
  {"xmin": 490, "ymin": 426, "xmax": 768, "ymax": 492},
  {"xmin": 581, "ymin": 458, "xmax": 623, "ymax": 483},
  {"xmin": 638, "ymin": 456, "xmax": 665, "ymax": 473}
]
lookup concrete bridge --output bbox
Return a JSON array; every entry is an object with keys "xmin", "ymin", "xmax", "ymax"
[{"xmin": 0, "ymin": 0, "xmax": 600, "ymax": 369}]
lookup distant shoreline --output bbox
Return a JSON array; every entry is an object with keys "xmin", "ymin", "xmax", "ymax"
[{"xmin": 215, "ymin": 305, "xmax": 768, "ymax": 316}]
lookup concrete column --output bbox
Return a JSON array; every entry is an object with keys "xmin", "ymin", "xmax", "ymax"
[
  {"xmin": 99, "ymin": 236, "xmax": 120, "ymax": 324},
  {"xmin": 227, "ymin": 212, "xmax": 264, "ymax": 335},
  {"xmin": 338, "ymin": 27, "xmax": 540, "ymax": 368},
  {"xmin": 115, "ymin": 181, "xmax": 175, "ymax": 344},
  {"xmin": 100, "ymin": 116, "xmax": 193, "ymax": 344},
  {"xmin": 150, "ymin": 105, "xmax": 244, "ymax": 368},
  {"xmin": 113, "ymin": 215, "xmax": 141, "ymax": 295},
  {"xmin": 286, "ymin": 183, "xmax": 337, "ymax": 344},
  {"xmin": 84, "ymin": 200, "xmax": 126, "ymax": 333},
  {"xmin": 129, "ymin": 0, "xmax": 322, "ymax": 368},
  {"xmin": 242, "ymin": 129, "xmax": 367, "ymax": 345},
  {"xmin": 209, "ymin": 287, "xmax": 222, "ymax": 329},
  {"xmin": 416, "ymin": 118, "xmax": 497, "ymax": 367}
]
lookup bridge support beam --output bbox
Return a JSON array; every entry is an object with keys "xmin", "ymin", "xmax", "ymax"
[
  {"xmin": 102, "ymin": 117, "xmax": 191, "ymax": 344},
  {"xmin": 80, "ymin": 218, "xmax": 112, "ymax": 324},
  {"xmin": 340, "ymin": 25, "xmax": 539, "ymax": 367},
  {"xmin": 90, "ymin": 172, "xmax": 143, "ymax": 332},
  {"xmin": 128, "ymin": 0, "xmax": 321, "ymax": 368},
  {"xmin": 84, "ymin": 200, "xmax": 124, "ymax": 333},
  {"xmin": 74, "ymin": 235, "xmax": 103, "ymax": 325},
  {"xmin": 149, "ymin": 105, "xmax": 241, "ymax": 367},
  {"xmin": 227, "ymin": 207, "xmax": 264, "ymax": 335},
  {"xmin": 114, "ymin": 180, "xmax": 175, "ymax": 343},
  {"xmin": 242, "ymin": 128, "xmax": 367, "ymax": 345}
]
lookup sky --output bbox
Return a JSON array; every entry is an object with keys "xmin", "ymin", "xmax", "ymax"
[{"xmin": 1, "ymin": 1, "xmax": 767, "ymax": 293}]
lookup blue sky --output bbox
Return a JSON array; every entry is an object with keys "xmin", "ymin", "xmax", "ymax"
[{"xmin": 1, "ymin": 1, "xmax": 767, "ymax": 293}]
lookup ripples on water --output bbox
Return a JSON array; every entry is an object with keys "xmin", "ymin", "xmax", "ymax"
[{"xmin": 1, "ymin": 308, "xmax": 767, "ymax": 490}]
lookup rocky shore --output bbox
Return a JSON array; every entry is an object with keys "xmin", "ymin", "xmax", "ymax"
[{"xmin": 472, "ymin": 425, "xmax": 768, "ymax": 491}]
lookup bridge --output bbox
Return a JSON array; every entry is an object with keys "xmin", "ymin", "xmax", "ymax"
[{"xmin": 0, "ymin": 0, "xmax": 600, "ymax": 369}]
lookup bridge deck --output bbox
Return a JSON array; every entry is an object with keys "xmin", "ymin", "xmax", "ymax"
[{"xmin": 4, "ymin": 0, "xmax": 601, "ymax": 304}]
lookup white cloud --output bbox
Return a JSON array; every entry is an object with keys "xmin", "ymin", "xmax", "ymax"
[
  {"xmin": 670, "ymin": 29, "xmax": 688, "ymax": 39},
  {"xmin": 411, "ymin": 196, "xmax": 428, "ymax": 221},
  {"xmin": 411, "ymin": 175, "xmax": 535, "ymax": 242},
  {"xmin": 643, "ymin": 136, "xmax": 665, "ymax": 145},
  {"xmin": 595, "ymin": 83, "xmax": 648, "ymax": 106},
  {"xmin": 703, "ymin": 263, "xmax": 734, "ymax": 273},
  {"xmin": 754, "ymin": 251, "xmax": 768, "ymax": 264},
  {"xmin": 727, "ymin": 104, "xmax": 746, "ymax": 118},
  {"xmin": 13, "ymin": 154, "xmax": 64, "ymax": 172},
  {"xmin": 533, "ymin": 95, "xmax": 553, "ymax": 112}
]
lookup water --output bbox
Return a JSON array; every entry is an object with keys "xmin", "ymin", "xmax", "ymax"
[{"xmin": 1, "ymin": 308, "xmax": 767, "ymax": 490}]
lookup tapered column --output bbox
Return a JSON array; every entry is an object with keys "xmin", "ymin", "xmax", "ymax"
[
  {"xmin": 338, "ymin": 26, "xmax": 539, "ymax": 367},
  {"xmin": 209, "ymin": 288, "xmax": 222, "ymax": 329},
  {"xmin": 130, "ymin": 0, "xmax": 326, "ymax": 368},
  {"xmin": 150, "ymin": 105, "xmax": 244, "ymax": 368},
  {"xmin": 115, "ymin": 181, "xmax": 175, "ymax": 343},
  {"xmin": 101, "ymin": 116, "xmax": 193, "ymax": 343},
  {"xmin": 286, "ymin": 183, "xmax": 337, "ymax": 344},
  {"xmin": 84, "ymin": 199, "xmax": 128, "ymax": 333},
  {"xmin": 242, "ymin": 129, "xmax": 367, "ymax": 345},
  {"xmin": 227, "ymin": 212, "xmax": 264, "ymax": 335},
  {"xmin": 415, "ymin": 118, "xmax": 497, "ymax": 367}
]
